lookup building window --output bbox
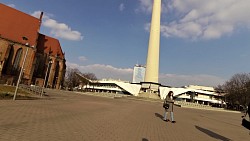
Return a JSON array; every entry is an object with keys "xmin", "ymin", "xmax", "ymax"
[
  {"xmin": 33, "ymin": 55, "xmax": 43, "ymax": 77},
  {"xmin": 12, "ymin": 48, "xmax": 23, "ymax": 74},
  {"xmin": 2, "ymin": 44, "xmax": 14, "ymax": 74}
]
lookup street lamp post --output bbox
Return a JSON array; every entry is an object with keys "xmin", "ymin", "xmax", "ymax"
[
  {"xmin": 13, "ymin": 46, "xmax": 29, "ymax": 100},
  {"xmin": 41, "ymin": 58, "xmax": 52, "ymax": 97},
  {"xmin": 13, "ymin": 36, "xmax": 30, "ymax": 100}
]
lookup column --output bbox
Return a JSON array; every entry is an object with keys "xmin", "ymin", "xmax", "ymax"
[{"xmin": 144, "ymin": 0, "xmax": 162, "ymax": 83}]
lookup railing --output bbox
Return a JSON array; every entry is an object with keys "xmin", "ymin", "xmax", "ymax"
[
  {"xmin": 81, "ymin": 91, "xmax": 130, "ymax": 98},
  {"xmin": 19, "ymin": 84, "xmax": 43, "ymax": 95},
  {"xmin": 174, "ymin": 101, "xmax": 225, "ymax": 109}
]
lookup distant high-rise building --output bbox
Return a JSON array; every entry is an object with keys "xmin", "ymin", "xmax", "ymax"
[{"xmin": 132, "ymin": 65, "xmax": 145, "ymax": 83}]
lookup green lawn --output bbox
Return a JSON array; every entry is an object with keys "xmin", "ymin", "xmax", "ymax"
[{"xmin": 0, "ymin": 85, "xmax": 35, "ymax": 99}]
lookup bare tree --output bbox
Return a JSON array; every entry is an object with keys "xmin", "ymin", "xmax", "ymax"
[
  {"xmin": 221, "ymin": 73, "xmax": 250, "ymax": 108},
  {"xmin": 82, "ymin": 72, "xmax": 97, "ymax": 80},
  {"xmin": 64, "ymin": 68, "xmax": 98, "ymax": 90},
  {"xmin": 64, "ymin": 68, "xmax": 81, "ymax": 90}
]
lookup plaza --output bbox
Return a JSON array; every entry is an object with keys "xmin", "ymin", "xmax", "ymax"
[{"xmin": 0, "ymin": 89, "xmax": 249, "ymax": 141}]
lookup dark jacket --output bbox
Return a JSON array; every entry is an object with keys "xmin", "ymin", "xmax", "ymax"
[{"xmin": 164, "ymin": 96, "xmax": 174, "ymax": 112}]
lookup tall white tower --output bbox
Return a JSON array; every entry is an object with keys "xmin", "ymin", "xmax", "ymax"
[{"xmin": 144, "ymin": 0, "xmax": 161, "ymax": 83}]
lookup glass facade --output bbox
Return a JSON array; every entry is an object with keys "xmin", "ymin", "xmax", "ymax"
[{"xmin": 132, "ymin": 65, "xmax": 145, "ymax": 83}]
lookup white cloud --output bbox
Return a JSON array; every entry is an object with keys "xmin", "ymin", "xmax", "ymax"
[
  {"xmin": 119, "ymin": 3, "xmax": 125, "ymax": 11},
  {"xmin": 31, "ymin": 11, "xmax": 83, "ymax": 41},
  {"xmin": 7, "ymin": 4, "xmax": 15, "ymax": 8},
  {"xmin": 66, "ymin": 62, "xmax": 225, "ymax": 87},
  {"xmin": 31, "ymin": 11, "xmax": 52, "ymax": 19},
  {"xmin": 159, "ymin": 73, "xmax": 225, "ymax": 87},
  {"xmin": 136, "ymin": 0, "xmax": 169, "ymax": 14},
  {"xmin": 139, "ymin": 0, "xmax": 250, "ymax": 40},
  {"xmin": 160, "ymin": 0, "xmax": 250, "ymax": 40},
  {"xmin": 78, "ymin": 56, "xmax": 87, "ymax": 62},
  {"xmin": 66, "ymin": 62, "xmax": 133, "ymax": 81},
  {"xmin": 136, "ymin": 0, "xmax": 153, "ymax": 14}
]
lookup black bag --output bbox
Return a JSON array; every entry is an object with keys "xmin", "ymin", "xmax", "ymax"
[
  {"xmin": 163, "ymin": 102, "xmax": 169, "ymax": 109},
  {"xmin": 242, "ymin": 118, "xmax": 250, "ymax": 130}
]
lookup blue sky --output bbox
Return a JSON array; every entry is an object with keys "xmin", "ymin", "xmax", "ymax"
[{"xmin": 2, "ymin": 0, "xmax": 250, "ymax": 87}]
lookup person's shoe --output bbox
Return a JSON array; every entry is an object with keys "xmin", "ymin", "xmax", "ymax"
[
  {"xmin": 163, "ymin": 119, "xmax": 169, "ymax": 122},
  {"xmin": 171, "ymin": 121, "xmax": 176, "ymax": 123}
]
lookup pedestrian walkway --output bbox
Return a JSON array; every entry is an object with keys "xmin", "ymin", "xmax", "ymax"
[
  {"xmin": 0, "ymin": 90, "xmax": 249, "ymax": 141},
  {"xmin": 174, "ymin": 101, "xmax": 241, "ymax": 113},
  {"xmin": 80, "ymin": 91, "xmax": 130, "ymax": 98},
  {"xmin": 77, "ymin": 91, "xmax": 241, "ymax": 113}
]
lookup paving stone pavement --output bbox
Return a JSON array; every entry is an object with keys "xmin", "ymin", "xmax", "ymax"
[{"xmin": 0, "ymin": 89, "xmax": 249, "ymax": 141}]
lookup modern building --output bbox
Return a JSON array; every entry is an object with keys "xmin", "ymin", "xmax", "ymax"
[
  {"xmin": 76, "ymin": 72, "xmax": 225, "ymax": 106},
  {"xmin": 82, "ymin": 79, "xmax": 141, "ymax": 96},
  {"xmin": 160, "ymin": 85, "xmax": 225, "ymax": 106},
  {"xmin": 132, "ymin": 64, "xmax": 145, "ymax": 83},
  {"xmin": 0, "ymin": 4, "xmax": 66, "ymax": 89}
]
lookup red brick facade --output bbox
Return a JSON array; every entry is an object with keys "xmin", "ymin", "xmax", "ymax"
[{"xmin": 0, "ymin": 4, "xmax": 66, "ymax": 89}]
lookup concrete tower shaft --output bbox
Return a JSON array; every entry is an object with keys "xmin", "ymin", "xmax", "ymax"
[{"xmin": 144, "ymin": 0, "xmax": 161, "ymax": 83}]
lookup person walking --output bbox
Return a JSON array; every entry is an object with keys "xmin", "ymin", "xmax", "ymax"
[
  {"xmin": 163, "ymin": 91, "xmax": 176, "ymax": 123},
  {"xmin": 243, "ymin": 102, "xmax": 250, "ymax": 119},
  {"xmin": 241, "ymin": 102, "xmax": 250, "ymax": 133}
]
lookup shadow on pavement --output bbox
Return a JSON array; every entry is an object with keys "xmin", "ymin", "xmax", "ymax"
[
  {"xmin": 142, "ymin": 138, "xmax": 149, "ymax": 141},
  {"xmin": 155, "ymin": 113, "xmax": 164, "ymax": 120},
  {"xmin": 195, "ymin": 125, "xmax": 231, "ymax": 141}
]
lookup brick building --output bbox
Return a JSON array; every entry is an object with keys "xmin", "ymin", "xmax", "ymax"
[{"xmin": 0, "ymin": 4, "xmax": 66, "ymax": 89}]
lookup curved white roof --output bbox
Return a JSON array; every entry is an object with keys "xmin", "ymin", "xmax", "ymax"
[
  {"xmin": 160, "ymin": 87, "xmax": 220, "ymax": 99},
  {"xmin": 98, "ymin": 80, "xmax": 141, "ymax": 96}
]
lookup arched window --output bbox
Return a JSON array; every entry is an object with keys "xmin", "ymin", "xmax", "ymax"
[
  {"xmin": 2, "ymin": 44, "xmax": 14, "ymax": 74},
  {"xmin": 12, "ymin": 48, "xmax": 23, "ymax": 74},
  {"xmin": 52, "ymin": 61, "xmax": 59, "ymax": 88},
  {"xmin": 33, "ymin": 55, "xmax": 43, "ymax": 77}
]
